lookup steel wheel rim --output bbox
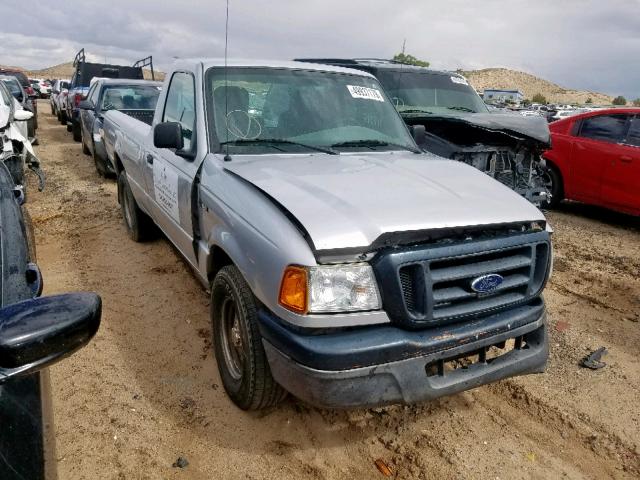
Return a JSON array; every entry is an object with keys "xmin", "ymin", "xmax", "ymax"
[{"xmin": 220, "ymin": 296, "xmax": 244, "ymax": 381}]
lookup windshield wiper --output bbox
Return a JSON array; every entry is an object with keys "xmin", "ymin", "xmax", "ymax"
[
  {"xmin": 219, "ymin": 138, "xmax": 338, "ymax": 155},
  {"xmin": 331, "ymin": 139, "xmax": 420, "ymax": 153},
  {"xmin": 446, "ymin": 106, "xmax": 476, "ymax": 112}
]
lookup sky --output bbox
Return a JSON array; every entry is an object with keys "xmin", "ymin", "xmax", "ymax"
[{"xmin": 1, "ymin": 0, "xmax": 638, "ymax": 99}]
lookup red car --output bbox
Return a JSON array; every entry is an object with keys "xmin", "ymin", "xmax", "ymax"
[{"xmin": 543, "ymin": 108, "xmax": 640, "ymax": 215}]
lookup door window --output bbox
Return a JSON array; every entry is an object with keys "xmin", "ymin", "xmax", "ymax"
[
  {"xmin": 162, "ymin": 72, "xmax": 196, "ymax": 151},
  {"xmin": 623, "ymin": 116, "xmax": 640, "ymax": 147},
  {"xmin": 578, "ymin": 114, "xmax": 629, "ymax": 143}
]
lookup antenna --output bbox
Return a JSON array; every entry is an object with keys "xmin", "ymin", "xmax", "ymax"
[{"xmin": 223, "ymin": 0, "xmax": 232, "ymax": 162}]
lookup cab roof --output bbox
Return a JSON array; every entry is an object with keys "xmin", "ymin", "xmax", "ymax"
[{"xmin": 171, "ymin": 59, "xmax": 377, "ymax": 78}]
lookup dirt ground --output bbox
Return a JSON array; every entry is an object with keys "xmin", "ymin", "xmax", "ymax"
[{"xmin": 26, "ymin": 101, "xmax": 639, "ymax": 479}]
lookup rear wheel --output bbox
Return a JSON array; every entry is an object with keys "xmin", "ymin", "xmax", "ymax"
[
  {"xmin": 117, "ymin": 171, "xmax": 155, "ymax": 242},
  {"xmin": 211, "ymin": 265, "xmax": 286, "ymax": 410},
  {"xmin": 72, "ymin": 121, "xmax": 81, "ymax": 142},
  {"xmin": 93, "ymin": 143, "xmax": 108, "ymax": 177},
  {"xmin": 542, "ymin": 164, "xmax": 563, "ymax": 209}
]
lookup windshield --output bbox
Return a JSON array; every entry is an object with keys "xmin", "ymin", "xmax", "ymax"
[
  {"xmin": 0, "ymin": 78, "xmax": 22, "ymax": 97},
  {"xmin": 205, "ymin": 67, "xmax": 417, "ymax": 154},
  {"xmin": 100, "ymin": 85, "xmax": 161, "ymax": 111},
  {"xmin": 375, "ymin": 70, "xmax": 488, "ymax": 115}
]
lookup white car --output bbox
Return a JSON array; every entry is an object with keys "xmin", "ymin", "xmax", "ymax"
[
  {"xmin": 0, "ymin": 80, "xmax": 42, "ymax": 191},
  {"xmin": 31, "ymin": 78, "xmax": 51, "ymax": 97},
  {"xmin": 50, "ymin": 79, "xmax": 70, "ymax": 120}
]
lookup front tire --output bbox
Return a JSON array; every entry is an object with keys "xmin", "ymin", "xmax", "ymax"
[
  {"xmin": 542, "ymin": 164, "xmax": 563, "ymax": 209},
  {"xmin": 117, "ymin": 171, "xmax": 155, "ymax": 242},
  {"xmin": 211, "ymin": 265, "xmax": 286, "ymax": 410}
]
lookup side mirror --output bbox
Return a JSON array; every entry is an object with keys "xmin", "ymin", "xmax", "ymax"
[
  {"xmin": 0, "ymin": 292, "xmax": 101, "ymax": 382},
  {"xmin": 410, "ymin": 124, "xmax": 426, "ymax": 147},
  {"xmin": 154, "ymin": 121, "xmax": 184, "ymax": 150},
  {"xmin": 78, "ymin": 100, "xmax": 93, "ymax": 110},
  {"xmin": 14, "ymin": 109, "xmax": 33, "ymax": 121}
]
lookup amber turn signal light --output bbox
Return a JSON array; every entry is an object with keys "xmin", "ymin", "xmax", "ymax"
[{"xmin": 279, "ymin": 266, "xmax": 308, "ymax": 314}]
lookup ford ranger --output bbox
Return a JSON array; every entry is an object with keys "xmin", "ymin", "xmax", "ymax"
[{"xmin": 103, "ymin": 60, "xmax": 552, "ymax": 410}]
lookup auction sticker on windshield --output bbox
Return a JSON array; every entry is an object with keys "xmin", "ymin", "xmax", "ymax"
[
  {"xmin": 347, "ymin": 85, "xmax": 385, "ymax": 102},
  {"xmin": 153, "ymin": 159, "xmax": 180, "ymax": 222}
]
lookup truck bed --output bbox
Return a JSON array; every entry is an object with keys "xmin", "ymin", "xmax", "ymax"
[{"xmin": 119, "ymin": 109, "xmax": 155, "ymax": 126}]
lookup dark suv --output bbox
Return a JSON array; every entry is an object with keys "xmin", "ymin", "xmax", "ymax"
[{"xmin": 296, "ymin": 58, "xmax": 552, "ymax": 205}]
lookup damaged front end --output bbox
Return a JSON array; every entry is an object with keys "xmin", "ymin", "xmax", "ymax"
[
  {"xmin": 406, "ymin": 113, "xmax": 551, "ymax": 206},
  {"xmin": 0, "ymin": 123, "xmax": 45, "ymax": 193}
]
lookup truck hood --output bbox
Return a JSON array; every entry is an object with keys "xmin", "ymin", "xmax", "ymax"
[
  {"xmin": 223, "ymin": 152, "xmax": 545, "ymax": 252},
  {"xmin": 404, "ymin": 112, "xmax": 551, "ymax": 146}
]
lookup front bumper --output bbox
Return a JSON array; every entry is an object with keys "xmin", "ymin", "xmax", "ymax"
[{"xmin": 259, "ymin": 300, "xmax": 549, "ymax": 408}]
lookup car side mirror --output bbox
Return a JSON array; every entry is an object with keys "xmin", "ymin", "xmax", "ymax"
[
  {"xmin": 78, "ymin": 100, "xmax": 93, "ymax": 110},
  {"xmin": 0, "ymin": 292, "xmax": 101, "ymax": 383},
  {"xmin": 14, "ymin": 109, "xmax": 33, "ymax": 121},
  {"xmin": 154, "ymin": 121, "xmax": 184, "ymax": 150},
  {"xmin": 410, "ymin": 124, "xmax": 426, "ymax": 146}
]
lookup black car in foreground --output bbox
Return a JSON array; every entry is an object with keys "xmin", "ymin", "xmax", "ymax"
[{"xmin": 0, "ymin": 158, "xmax": 102, "ymax": 479}]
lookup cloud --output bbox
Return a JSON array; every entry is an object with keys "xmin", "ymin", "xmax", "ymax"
[{"xmin": 0, "ymin": 0, "xmax": 638, "ymax": 99}]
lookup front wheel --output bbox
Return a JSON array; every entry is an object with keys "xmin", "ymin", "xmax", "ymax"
[
  {"xmin": 117, "ymin": 171, "xmax": 155, "ymax": 242},
  {"xmin": 211, "ymin": 265, "xmax": 286, "ymax": 410},
  {"xmin": 542, "ymin": 165, "xmax": 563, "ymax": 209}
]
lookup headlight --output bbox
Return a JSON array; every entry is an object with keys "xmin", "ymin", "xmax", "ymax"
[{"xmin": 279, "ymin": 264, "xmax": 381, "ymax": 314}]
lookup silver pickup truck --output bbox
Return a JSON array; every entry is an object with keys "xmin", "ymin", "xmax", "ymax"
[{"xmin": 103, "ymin": 60, "xmax": 553, "ymax": 410}]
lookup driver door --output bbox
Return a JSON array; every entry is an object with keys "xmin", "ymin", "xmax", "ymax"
[{"xmin": 143, "ymin": 71, "xmax": 200, "ymax": 267}]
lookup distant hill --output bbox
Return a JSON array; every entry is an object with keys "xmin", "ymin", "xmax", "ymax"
[
  {"xmin": 12, "ymin": 61, "xmax": 163, "ymax": 81},
  {"xmin": 461, "ymin": 67, "xmax": 613, "ymax": 105}
]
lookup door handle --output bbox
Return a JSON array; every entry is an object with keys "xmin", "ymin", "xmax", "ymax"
[
  {"xmin": 146, "ymin": 154, "xmax": 154, "ymax": 165},
  {"xmin": 620, "ymin": 156, "xmax": 632, "ymax": 163}
]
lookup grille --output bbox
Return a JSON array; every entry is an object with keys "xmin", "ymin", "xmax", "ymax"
[{"xmin": 373, "ymin": 232, "xmax": 551, "ymax": 329}]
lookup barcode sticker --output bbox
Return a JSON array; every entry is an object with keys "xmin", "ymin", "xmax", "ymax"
[{"xmin": 347, "ymin": 85, "xmax": 385, "ymax": 102}]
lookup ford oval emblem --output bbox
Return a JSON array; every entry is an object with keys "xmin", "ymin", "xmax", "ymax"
[{"xmin": 470, "ymin": 273, "xmax": 504, "ymax": 293}]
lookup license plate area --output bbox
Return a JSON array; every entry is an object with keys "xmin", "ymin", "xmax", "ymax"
[{"xmin": 425, "ymin": 335, "xmax": 528, "ymax": 377}]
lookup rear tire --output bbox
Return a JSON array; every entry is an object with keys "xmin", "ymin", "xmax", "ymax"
[
  {"xmin": 117, "ymin": 171, "xmax": 155, "ymax": 242},
  {"xmin": 72, "ymin": 121, "xmax": 81, "ymax": 142},
  {"xmin": 211, "ymin": 265, "xmax": 287, "ymax": 410},
  {"xmin": 81, "ymin": 128, "xmax": 90, "ymax": 155},
  {"xmin": 542, "ymin": 164, "xmax": 563, "ymax": 209}
]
